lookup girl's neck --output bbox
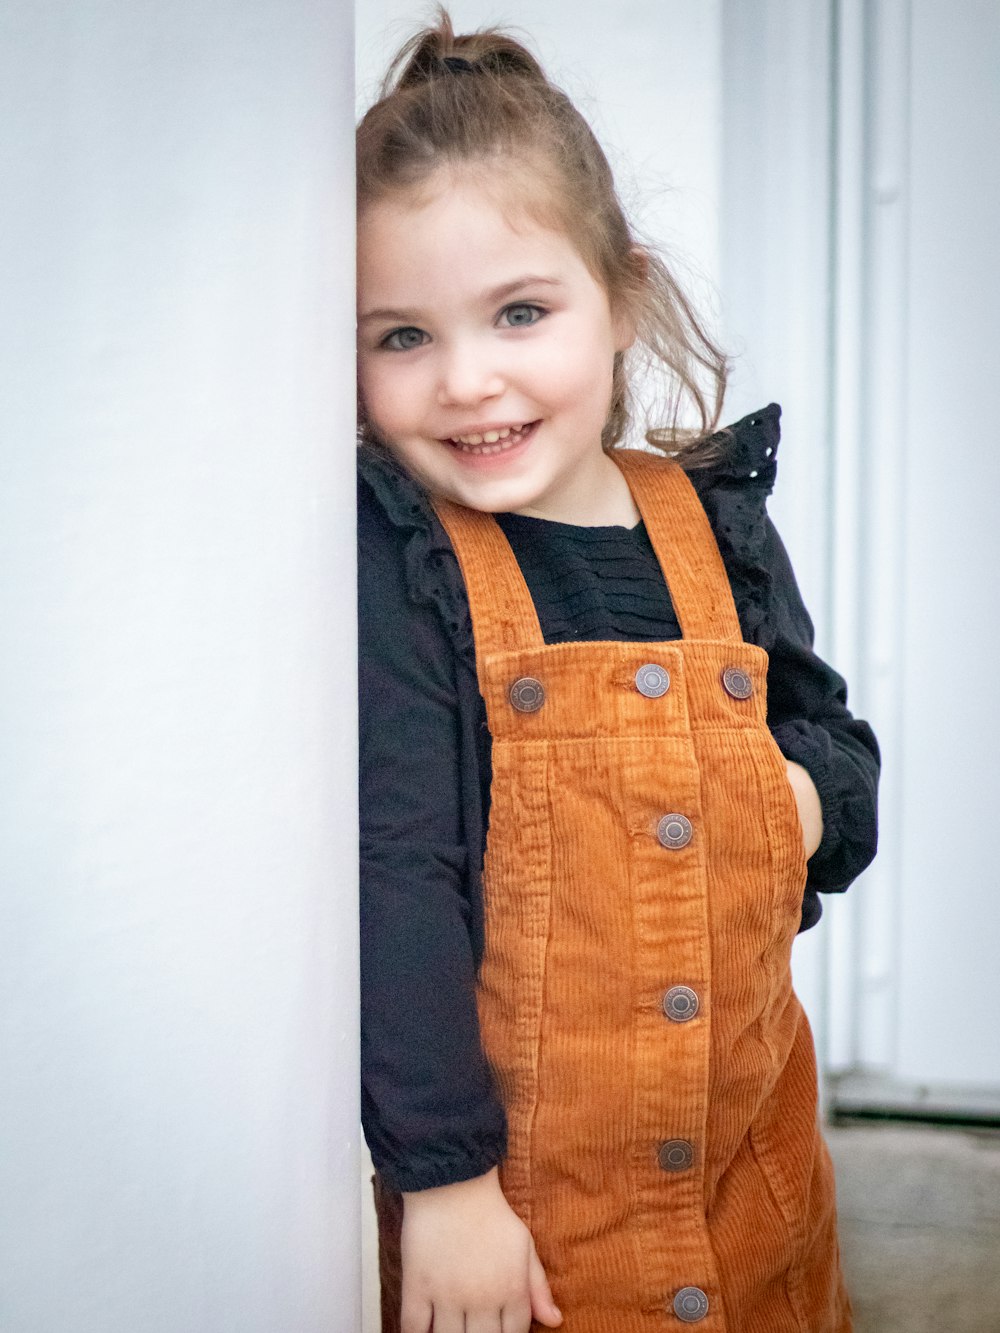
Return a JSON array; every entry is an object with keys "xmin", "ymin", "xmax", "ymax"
[{"xmin": 509, "ymin": 450, "xmax": 641, "ymax": 528}]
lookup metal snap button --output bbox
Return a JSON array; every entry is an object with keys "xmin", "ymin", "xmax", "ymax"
[
  {"xmin": 635, "ymin": 663, "xmax": 670, "ymax": 698},
  {"xmin": 662, "ymin": 986, "xmax": 700, "ymax": 1023},
  {"xmin": 658, "ymin": 1140, "xmax": 694, "ymax": 1172},
  {"xmin": 721, "ymin": 665, "xmax": 754, "ymax": 700},
  {"xmin": 508, "ymin": 677, "xmax": 545, "ymax": 713},
  {"xmin": 657, "ymin": 813, "xmax": 692, "ymax": 850},
  {"xmin": 673, "ymin": 1287, "xmax": 709, "ymax": 1322}
]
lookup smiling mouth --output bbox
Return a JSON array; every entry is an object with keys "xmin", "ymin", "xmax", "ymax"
[{"xmin": 445, "ymin": 422, "xmax": 537, "ymax": 455}]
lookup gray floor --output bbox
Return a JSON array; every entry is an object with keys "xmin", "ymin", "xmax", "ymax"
[
  {"xmin": 827, "ymin": 1122, "xmax": 1000, "ymax": 1333},
  {"xmin": 362, "ymin": 1124, "xmax": 1000, "ymax": 1332}
]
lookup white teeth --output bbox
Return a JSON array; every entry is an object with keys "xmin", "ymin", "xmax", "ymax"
[{"xmin": 449, "ymin": 424, "xmax": 527, "ymax": 452}]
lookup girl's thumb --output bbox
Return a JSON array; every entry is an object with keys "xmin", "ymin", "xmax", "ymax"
[{"xmin": 528, "ymin": 1243, "xmax": 563, "ymax": 1327}]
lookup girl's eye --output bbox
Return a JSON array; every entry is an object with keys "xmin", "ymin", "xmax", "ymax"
[
  {"xmin": 500, "ymin": 303, "xmax": 544, "ymax": 328},
  {"xmin": 380, "ymin": 326, "xmax": 427, "ymax": 351}
]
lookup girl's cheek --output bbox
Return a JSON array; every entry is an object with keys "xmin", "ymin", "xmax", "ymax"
[
  {"xmin": 362, "ymin": 378, "xmax": 416, "ymax": 443},
  {"xmin": 357, "ymin": 362, "xmax": 394, "ymax": 416}
]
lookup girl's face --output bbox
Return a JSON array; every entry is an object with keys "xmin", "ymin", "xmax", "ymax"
[{"xmin": 357, "ymin": 170, "xmax": 636, "ymax": 524}]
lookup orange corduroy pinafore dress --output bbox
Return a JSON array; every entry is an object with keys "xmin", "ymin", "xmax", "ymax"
[{"xmin": 375, "ymin": 449, "xmax": 851, "ymax": 1332}]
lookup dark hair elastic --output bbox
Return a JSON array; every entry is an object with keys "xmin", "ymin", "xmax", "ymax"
[{"xmin": 441, "ymin": 55, "xmax": 477, "ymax": 75}]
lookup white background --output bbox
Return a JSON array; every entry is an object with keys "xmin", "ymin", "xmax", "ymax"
[{"xmin": 1, "ymin": 2, "xmax": 358, "ymax": 1329}]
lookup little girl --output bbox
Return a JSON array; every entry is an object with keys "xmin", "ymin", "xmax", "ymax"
[{"xmin": 357, "ymin": 15, "xmax": 879, "ymax": 1333}]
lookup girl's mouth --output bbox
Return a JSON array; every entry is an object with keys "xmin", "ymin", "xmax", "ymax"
[{"xmin": 445, "ymin": 421, "xmax": 538, "ymax": 457}]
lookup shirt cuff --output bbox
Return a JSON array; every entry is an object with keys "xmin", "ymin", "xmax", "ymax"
[{"xmin": 369, "ymin": 1133, "xmax": 507, "ymax": 1194}]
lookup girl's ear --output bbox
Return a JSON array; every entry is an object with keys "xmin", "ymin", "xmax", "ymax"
[{"xmin": 612, "ymin": 246, "xmax": 648, "ymax": 353}]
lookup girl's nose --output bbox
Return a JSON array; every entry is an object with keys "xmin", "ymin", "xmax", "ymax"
[{"xmin": 435, "ymin": 343, "xmax": 505, "ymax": 407}]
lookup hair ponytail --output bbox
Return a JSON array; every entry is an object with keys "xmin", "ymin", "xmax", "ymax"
[{"xmin": 382, "ymin": 9, "xmax": 546, "ymax": 93}]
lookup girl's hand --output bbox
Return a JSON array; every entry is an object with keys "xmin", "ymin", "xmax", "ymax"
[
  {"xmin": 400, "ymin": 1167, "xmax": 563, "ymax": 1333},
  {"xmin": 785, "ymin": 760, "xmax": 824, "ymax": 859}
]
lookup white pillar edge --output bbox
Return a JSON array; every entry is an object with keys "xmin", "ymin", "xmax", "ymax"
[
  {"xmin": 825, "ymin": 0, "xmax": 913, "ymax": 1078},
  {"xmin": 824, "ymin": 0, "xmax": 869, "ymax": 1075},
  {"xmin": 0, "ymin": 3, "xmax": 359, "ymax": 1329}
]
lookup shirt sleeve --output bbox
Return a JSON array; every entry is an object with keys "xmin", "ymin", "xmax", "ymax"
[
  {"xmin": 762, "ymin": 517, "xmax": 881, "ymax": 930},
  {"xmin": 359, "ymin": 484, "xmax": 506, "ymax": 1193}
]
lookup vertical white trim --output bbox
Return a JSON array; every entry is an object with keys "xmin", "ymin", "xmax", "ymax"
[
  {"xmin": 824, "ymin": 0, "xmax": 868, "ymax": 1072},
  {"xmin": 826, "ymin": 0, "xmax": 912, "ymax": 1075},
  {"xmin": 723, "ymin": 0, "xmax": 912, "ymax": 1080},
  {"xmin": 852, "ymin": 0, "xmax": 911, "ymax": 1073},
  {"xmin": 720, "ymin": 0, "xmax": 838, "ymax": 1067},
  {"xmin": 720, "ymin": 1, "xmax": 835, "ymax": 607}
]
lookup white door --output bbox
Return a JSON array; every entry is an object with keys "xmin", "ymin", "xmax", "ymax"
[
  {"xmin": 881, "ymin": 0, "xmax": 1000, "ymax": 1099},
  {"xmin": 723, "ymin": 0, "xmax": 1000, "ymax": 1114}
]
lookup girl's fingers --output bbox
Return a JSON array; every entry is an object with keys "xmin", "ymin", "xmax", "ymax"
[
  {"xmin": 399, "ymin": 1295, "xmax": 433, "ymax": 1333},
  {"xmin": 527, "ymin": 1245, "xmax": 563, "ymax": 1328},
  {"xmin": 499, "ymin": 1297, "xmax": 533, "ymax": 1333},
  {"xmin": 466, "ymin": 1309, "xmax": 505, "ymax": 1333},
  {"xmin": 429, "ymin": 1307, "xmax": 470, "ymax": 1333}
]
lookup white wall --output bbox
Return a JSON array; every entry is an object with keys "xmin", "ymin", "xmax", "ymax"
[
  {"xmin": 882, "ymin": 1, "xmax": 1000, "ymax": 1093},
  {"xmin": 719, "ymin": 2, "xmax": 836, "ymax": 619},
  {"xmin": 0, "ymin": 3, "xmax": 358, "ymax": 1330},
  {"xmin": 724, "ymin": 1, "xmax": 1000, "ymax": 1110}
]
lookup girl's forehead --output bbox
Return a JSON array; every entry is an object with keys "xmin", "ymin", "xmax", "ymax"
[
  {"xmin": 358, "ymin": 173, "xmax": 582, "ymax": 289},
  {"xmin": 361, "ymin": 160, "xmax": 569, "ymax": 250}
]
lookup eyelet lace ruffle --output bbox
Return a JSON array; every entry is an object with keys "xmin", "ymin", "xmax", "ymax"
[
  {"xmin": 357, "ymin": 403, "xmax": 783, "ymax": 659},
  {"xmin": 686, "ymin": 402, "xmax": 781, "ymax": 647},
  {"xmin": 358, "ymin": 444, "xmax": 476, "ymax": 657}
]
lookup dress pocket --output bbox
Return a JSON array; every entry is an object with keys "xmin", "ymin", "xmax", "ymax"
[{"xmin": 761, "ymin": 734, "xmax": 810, "ymax": 924}]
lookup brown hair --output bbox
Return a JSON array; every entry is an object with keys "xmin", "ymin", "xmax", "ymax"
[{"xmin": 357, "ymin": 9, "xmax": 729, "ymax": 463}]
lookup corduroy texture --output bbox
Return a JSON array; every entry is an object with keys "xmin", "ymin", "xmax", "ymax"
[{"xmin": 375, "ymin": 452, "xmax": 850, "ymax": 1331}]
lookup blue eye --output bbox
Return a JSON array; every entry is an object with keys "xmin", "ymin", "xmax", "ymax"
[
  {"xmin": 501, "ymin": 303, "xmax": 544, "ymax": 328},
  {"xmin": 381, "ymin": 326, "xmax": 427, "ymax": 351}
]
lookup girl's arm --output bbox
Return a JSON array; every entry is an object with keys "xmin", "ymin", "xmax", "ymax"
[
  {"xmin": 359, "ymin": 481, "xmax": 505, "ymax": 1193},
  {"xmin": 687, "ymin": 403, "xmax": 877, "ymax": 919},
  {"xmin": 762, "ymin": 517, "xmax": 880, "ymax": 923},
  {"xmin": 360, "ymin": 480, "xmax": 561, "ymax": 1330}
]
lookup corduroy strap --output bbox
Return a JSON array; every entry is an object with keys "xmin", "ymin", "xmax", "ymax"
[
  {"xmin": 612, "ymin": 450, "xmax": 743, "ymax": 642},
  {"xmin": 431, "ymin": 449, "xmax": 742, "ymax": 667},
  {"xmin": 432, "ymin": 496, "xmax": 546, "ymax": 662}
]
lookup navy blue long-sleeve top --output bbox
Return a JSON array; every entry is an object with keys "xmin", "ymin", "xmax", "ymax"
[{"xmin": 359, "ymin": 405, "xmax": 880, "ymax": 1193}]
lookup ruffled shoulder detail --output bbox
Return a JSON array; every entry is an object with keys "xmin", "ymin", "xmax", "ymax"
[
  {"xmin": 683, "ymin": 403, "xmax": 782, "ymax": 646},
  {"xmin": 357, "ymin": 444, "xmax": 476, "ymax": 659},
  {"xmin": 357, "ymin": 402, "xmax": 783, "ymax": 657}
]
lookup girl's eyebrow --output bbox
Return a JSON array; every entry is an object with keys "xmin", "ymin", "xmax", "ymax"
[
  {"xmin": 357, "ymin": 306, "xmax": 418, "ymax": 326},
  {"xmin": 358, "ymin": 275, "xmax": 565, "ymax": 326},
  {"xmin": 487, "ymin": 274, "xmax": 564, "ymax": 301}
]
